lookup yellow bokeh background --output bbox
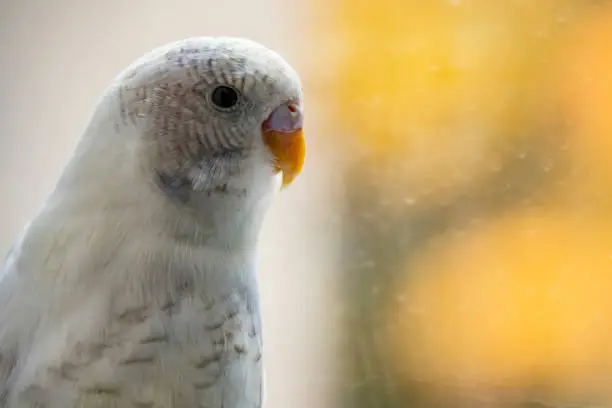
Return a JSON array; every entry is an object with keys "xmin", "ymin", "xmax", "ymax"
[
  {"xmin": 388, "ymin": 210, "xmax": 612, "ymax": 401},
  {"xmin": 326, "ymin": 0, "xmax": 577, "ymax": 206},
  {"xmin": 324, "ymin": 0, "xmax": 612, "ymax": 405},
  {"xmin": 556, "ymin": 7, "xmax": 612, "ymax": 208}
]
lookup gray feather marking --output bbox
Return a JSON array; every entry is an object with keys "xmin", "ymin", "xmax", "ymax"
[{"xmin": 0, "ymin": 349, "xmax": 18, "ymax": 406}]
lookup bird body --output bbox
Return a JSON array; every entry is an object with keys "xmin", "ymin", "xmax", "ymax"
[{"xmin": 0, "ymin": 37, "xmax": 305, "ymax": 408}]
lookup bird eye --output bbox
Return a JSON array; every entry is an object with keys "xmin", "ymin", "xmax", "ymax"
[{"xmin": 210, "ymin": 86, "xmax": 239, "ymax": 110}]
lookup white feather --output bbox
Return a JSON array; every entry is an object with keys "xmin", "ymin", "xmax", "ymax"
[{"xmin": 0, "ymin": 37, "xmax": 302, "ymax": 408}]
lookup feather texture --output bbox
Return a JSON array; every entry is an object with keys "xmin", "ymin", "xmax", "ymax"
[{"xmin": 0, "ymin": 36, "xmax": 303, "ymax": 408}]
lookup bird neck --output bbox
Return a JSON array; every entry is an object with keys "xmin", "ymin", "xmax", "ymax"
[{"xmin": 44, "ymin": 169, "xmax": 272, "ymax": 252}]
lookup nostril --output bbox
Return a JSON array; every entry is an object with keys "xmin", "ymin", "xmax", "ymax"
[{"xmin": 287, "ymin": 104, "xmax": 297, "ymax": 113}]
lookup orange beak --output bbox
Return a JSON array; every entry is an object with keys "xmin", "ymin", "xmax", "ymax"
[{"xmin": 262, "ymin": 101, "xmax": 305, "ymax": 188}]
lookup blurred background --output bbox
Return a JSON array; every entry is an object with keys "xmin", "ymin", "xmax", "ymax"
[{"xmin": 3, "ymin": 0, "xmax": 612, "ymax": 407}]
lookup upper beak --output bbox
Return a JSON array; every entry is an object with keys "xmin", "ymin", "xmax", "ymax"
[{"xmin": 261, "ymin": 101, "xmax": 305, "ymax": 189}]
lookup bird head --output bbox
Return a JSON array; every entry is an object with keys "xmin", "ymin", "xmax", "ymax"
[{"xmin": 113, "ymin": 37, "xmax": 305, "ymax": 206}]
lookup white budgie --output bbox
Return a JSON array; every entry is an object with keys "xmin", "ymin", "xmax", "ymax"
[{"xmin": 0, "ymin": 36, "xmax": 305, "ymax": 408}]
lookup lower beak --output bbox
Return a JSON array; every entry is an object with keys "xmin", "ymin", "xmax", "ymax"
[{"xmin": 262, "ymin": 128, "xmax": 306, "ymax": 188}]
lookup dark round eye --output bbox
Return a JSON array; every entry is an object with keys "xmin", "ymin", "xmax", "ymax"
[{"xmin": 210, "ymin": 86, "xmax": 239, "ymax": 110}]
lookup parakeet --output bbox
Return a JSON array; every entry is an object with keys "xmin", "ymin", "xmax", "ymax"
[{"xmin": 0, "ymin": 36, "xmax": 305, "ymax": 408}]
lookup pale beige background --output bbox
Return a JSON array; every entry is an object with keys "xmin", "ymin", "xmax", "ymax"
[{"xmin": 0, "ymin": 0, "xmax": 340, "ymax": 406}]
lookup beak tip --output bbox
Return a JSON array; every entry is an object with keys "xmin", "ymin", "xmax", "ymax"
[{"xmin": 262, "ymin": 128, "xmax": 306, "ymax": 190}]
